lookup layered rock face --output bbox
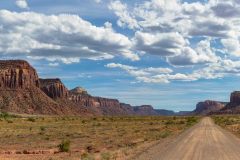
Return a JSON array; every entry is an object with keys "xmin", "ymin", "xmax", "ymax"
[
  {"xmin": 95, "ymin": 97, "xmax": 131, "ymax": 115},
  {"xmin": 230, "ymin": 91, "xmax": 240, "ymax": 105},
  {"xmin": 0, "ymin": 60, "xmax": 39, "ymax": 89},
  {"xmin": 69, "ymin": 88, "xmax": 96, "ymax": 106},
  {"xmin": 68, "ymin": 88, "xmax": 131, "ymax": 115},
  {"xmin": 40, "ymin": 79, "xmax": 68, "ymax": 99},
  {"xmin": 193, "ymin": 100, "xmax": 225, "ymax": 115},
  {"xmin": 0, "ymin": 60, "xmax": 64, "ymax": 115},
  {"xmin": 218, "ymin": 91, "xmax": 240, "ymax": 114}
]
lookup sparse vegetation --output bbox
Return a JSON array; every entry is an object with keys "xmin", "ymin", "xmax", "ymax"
[
  {"xmin": 159, "ymin": 130, "xmax": 171, "ymax": 138},
  {"xmin": 81, "ymin": 152, "xmax": 95, "ymax": 160},
  {"xmin": 186, "ymin": 116, "xmax": 198, "ymax": 126},
  {"xmin": 27, "ymin": 117, "xmax": 36, "ymax": 122},
  {"xmin": 0, "ymin": 116, "xmax": 199, "ymax": 159},
  {"xmin": 101, "ymin": 152, "xmax": 111, "ymax": 160},
  {"xmin": 213, "ymin": 115, "xmax": 240, "ymax": 137},
  {"xmin": 0, "ymin": 112, "xmax": 17, "ymax": 119},
  {"xmin": 58, "ymin": 140, "xmax": 71, "ymax": 152}
]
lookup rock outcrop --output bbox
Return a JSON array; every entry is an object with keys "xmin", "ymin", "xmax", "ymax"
[
  {"xmin": 230, "ymin": 91, "xmax": 240, "ymax": 105},
  {"xmin": 217, "ymin": 91, "xmax": 240, "ymax": 114},
  {"xmin": 193, "ymin": 100, "xmax": 225, "ymax": 115},
  {"xmin": 133, "ymin": 105, "xmax": 158, "ymax": 116},
  {"xmin": 131, "ymin": 105, "xmax": 177, "ymax": 116},
  {"xmin": 40, "ymin": 79, "xmax": 68, "ymax": 99},
  {"xmin": 0, "ymin": 60, "xmax": 39, "ymax": 89},
  {"xmin": 0, "ymin": 60, "xmax": 63, "ymax": 115},
  {"xmin": 68, "ymin": 88, "xmax": 131, "ymax": 115},
  {"xmin": 70, "ymin": 87, "xmax": 88, "ymax": 95}
]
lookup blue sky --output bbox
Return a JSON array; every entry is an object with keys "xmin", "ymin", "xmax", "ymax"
[{"xmin": 0, "ymin": 0, "xmax": 240, "ymax": 111}]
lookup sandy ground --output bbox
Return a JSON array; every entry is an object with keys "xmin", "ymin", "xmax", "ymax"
[{"xmin": 135, "ymin": 117, "xmax": 240, "ymax": 160}]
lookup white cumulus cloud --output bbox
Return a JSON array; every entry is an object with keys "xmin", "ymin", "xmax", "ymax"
[
  {"xmin": 0, "ymin": 10, "xmax": 139, "ymax": 63},
  {"xmin": 15, "ymin": 0, "xmax": 29, "ymax": 9}
]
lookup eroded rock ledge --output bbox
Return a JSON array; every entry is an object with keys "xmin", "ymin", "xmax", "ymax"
[{"xmin": 0, "ymin": 60, "xmax": 39, "ymax": 89}]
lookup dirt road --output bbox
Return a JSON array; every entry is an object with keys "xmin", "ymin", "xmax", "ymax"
[{"xmin": 136, "ymin": 117, "xmax": 240, "ymax": 160}]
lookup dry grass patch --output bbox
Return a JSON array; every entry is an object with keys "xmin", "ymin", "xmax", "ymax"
[
  {"xmin": 213, "ymin": 115, "xmax": 240, "ymax": 137},
  {"xmin": 0, "ymin": 114, "xmax": 199, "ymax": 159}
]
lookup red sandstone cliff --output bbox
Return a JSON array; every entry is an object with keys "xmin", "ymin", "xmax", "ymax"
[
  {"xmin": 0, "ymin": 60, "xmax": 39, "ymax": 89},
  {"xmin": 0, "ymin": 60, "xmax": 63, "ymax": 114},
  {"xmin": 0, "ymin": 60, "xmax": 175, "ymax": 116},
  {"xmin": 217, "ymin": 91, "xmax": 240, "ymax": 114},
  {"xmin": 40, "ymin": 79, "xmax": 68, "ymax": 99},
  {"xmin": 68, "ymin": 87, "xmax": 133, "ymax": 115},
  {"xmin": 193, "ymin": 100, "xmax": 225, "ymax": 115},
  {"xmin": 0, "ymin": 60, "xmax": 92, "ymax": 115}
]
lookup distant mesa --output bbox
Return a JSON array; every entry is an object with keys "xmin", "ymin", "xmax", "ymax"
[
  {"xmin": 192, "ymin": 100, "xmax": 225, "ymax": 115},
  {"xmin": 194, "ymin": 91, "xmax": 240, "ymax": 115}
]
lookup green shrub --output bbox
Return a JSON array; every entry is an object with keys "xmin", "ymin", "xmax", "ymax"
[
  {"xmin": 165, "ymin": 120, "xmax": 174, "ymax": 125},
  {"xmin": 178, "ymin": 120, "xmax": 185, "ymax": 124},
  {"xmin": 160, "ymin": 130, "xmax": 171, "ymax": 138},
  {"xmin": 0, "ymin": 112, "xmax": 14, "ymax": 119},
  {"xmin": 6, "ymin": 119, "xmax": 13, "ymax": 123},
  {"xmin": 101, "ymin": 152, "xmax": 111, "ymax": 160},
  {"xmin": 81, "ymin": 152, "xmax": 95, "ymax": 160},
  {"xmin": 27, "ymin": 117, "xmax": 35, "ymax": 122},
  {"xmin": 186, "ymin": 117, "xmax": 198, "ymax": 126},
  {"xmin": 58, "ymin": 140, "xmax": 70, "ymax": 152},
  {"xmin": 40, "ymin": 126, "xmax": 46, "ymax": 132}
]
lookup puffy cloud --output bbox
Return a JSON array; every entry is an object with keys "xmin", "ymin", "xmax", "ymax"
[
  {"xmin": 0, "ymin": 10, "xmax": 139, "ymax": 63},
  {"xmin": 221, "ymin": 38, "xmax": 240, "ymax": 56},
  {"xmin": 106, "ymin": 59, "xmax": 240, "ymax": 83},
  {"xmin": 106, "ymin": 63, "xmax": 137, "ymax": 70},
  {"xmin": 133, "ymin": 31, "xmax": 187, "ymax": 56},
  {"xmin": 182, "ymin": 2, "xmax": 206, "ymax": 15},
  {"xmin": 168, "ymin": 39, "xmax": 219, "ymax": 66},
  {"xmin": 108, "ymin": 0, "xmax": 240, "ymax": 69},
  {"xmin": 211, "ymin": 2, "xmax": 240, "ymax": 18},
  {"xmin": 188, "ymin": 17, "xmax": 232, "ymax": 38},
  {"xmin": 106, "ymin": 63, "xmax": 173, "ymax": 79},
  {"xmin": 105, "ymin": 62, "xmax": 196, "ymax": 83},
  {"xmin": 108, "ymin": 1, "xmax": 139, "ymax": 29},
  {"xmin": 15, "ymin": 0, "xmax": 28, "ymax": 9}
]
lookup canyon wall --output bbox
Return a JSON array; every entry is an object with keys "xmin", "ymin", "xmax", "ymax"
[
  {"xmin": 0, "ymin": 60, "xmax": 176, "ymax": 116},
  {"xmin": 0, "ymin": 60, "xmax": 39, "ymax": 89}
]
